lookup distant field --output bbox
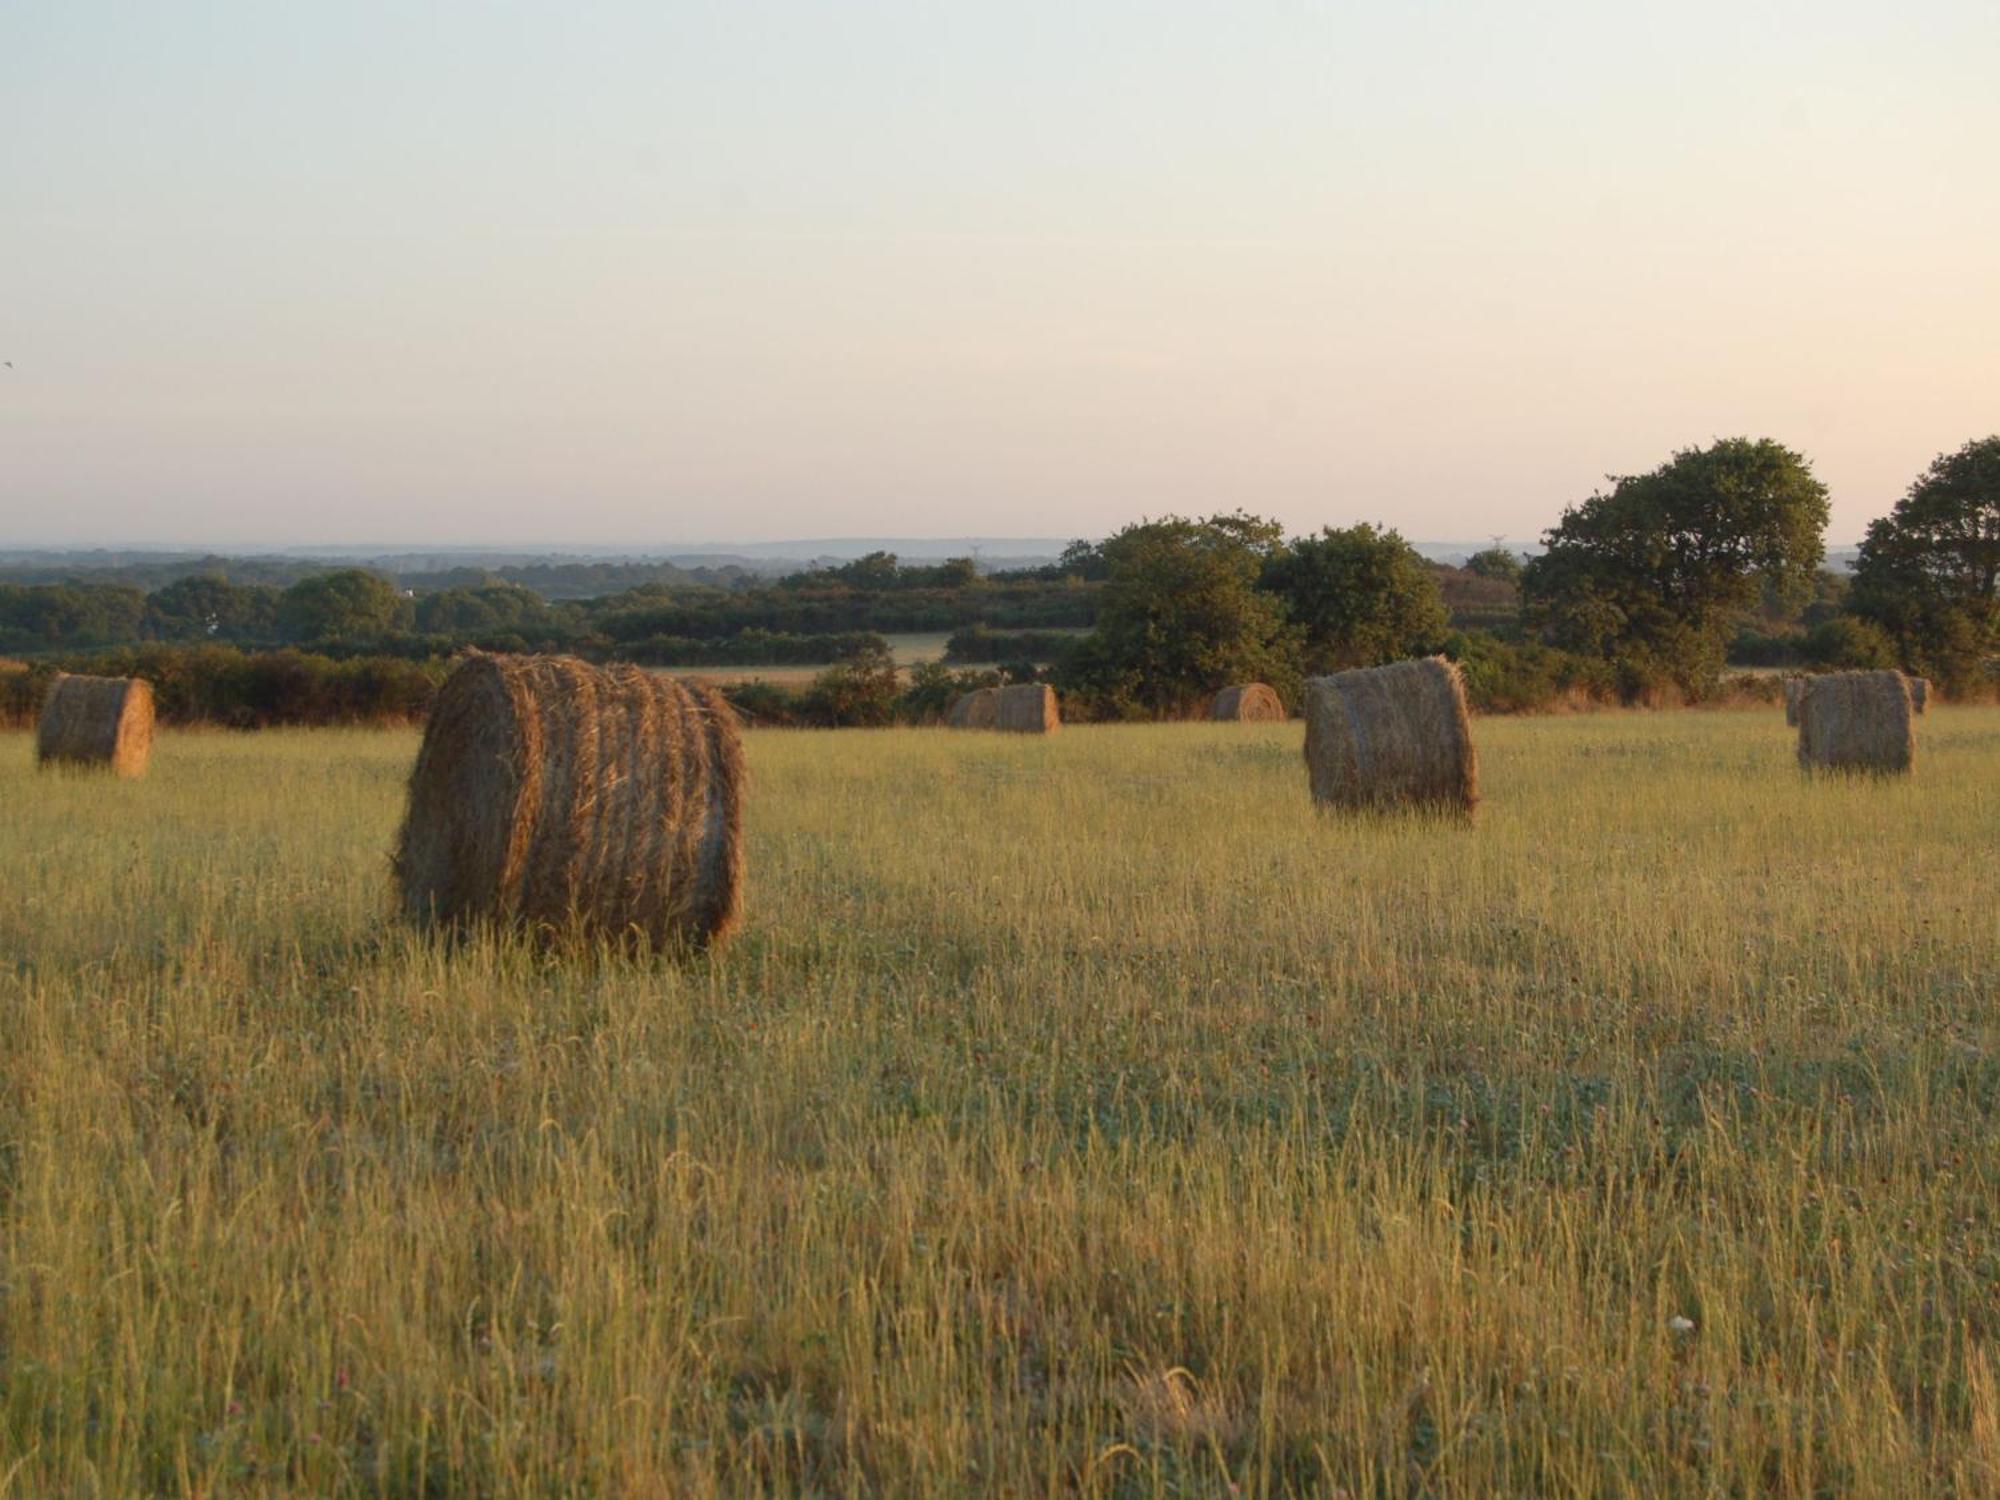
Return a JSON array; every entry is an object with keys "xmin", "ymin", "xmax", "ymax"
[
  {"xmin": 670, "ymin": 631, "xmax": 1004, "ymax": 688},
  {"xmin": 2, "ymin": 711, "xmax": 1997, "ymax": 1495}
]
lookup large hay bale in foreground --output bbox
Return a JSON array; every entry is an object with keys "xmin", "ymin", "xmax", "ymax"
[
  {"xmin": 994, "ymin": 683, "xmax": 1060, "ymax": 733},
  {"xmin": 1303, "ymin": 656, "xmax": 1477, "ymax": 816},
  {"xmin": 1796, "ymin": 670, "xmax": 1914, "ymax": 774},
  {"xmin": 947, "ymin": 687, "xmax": 999, "ymax": 729},
  {"xmin": 1210, "ymin": 683, "xmax": 1285, "ymax": 722},
  {"xmin": 35, "ymin": 673, "xmax": 155, "ymax": 777},
  {"xmin": 394, "ymin": 654, "xmax": 744, "ymax": 951}
]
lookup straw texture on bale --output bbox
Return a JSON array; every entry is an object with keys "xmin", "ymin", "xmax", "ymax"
[
  {"xmin": 394, "ymin": 653, "xmax": 745, "ymax": 951},
  {"xmin": 1795, "ymin": 670, "xmax": 1914, "ymax": 775},
  {"xmin": 994, "ymin": 682, "xmax": 1060, "ymax": 733},
  {"xmin": 947, "ymin": 687, "xmax": 999, "ymax": 729},
  {"xmin": 35, "ymin": 673, "xmax": 155, "ymax": 777},
  {"xmin": 1302, "ymin": 656, "xmax": 1478, "ymax": 816},
  {"xmin": 1210, "ymin": 683, "xmax": 1286, "ymax": 722},
  {"xmin": 1783, "ymin": 677, "xmax": 1806, "ymax": 728}
]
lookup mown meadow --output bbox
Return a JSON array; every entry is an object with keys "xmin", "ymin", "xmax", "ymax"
[{"xmin": 1, "ymin": 711, "xmax": 1996, "ymax": 1496}]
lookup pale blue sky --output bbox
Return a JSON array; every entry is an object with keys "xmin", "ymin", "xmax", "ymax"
[{"xmin": 3, "ymin": 1, "xmax": 1995, "ymax": 546}]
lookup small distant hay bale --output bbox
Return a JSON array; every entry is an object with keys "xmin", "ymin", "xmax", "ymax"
[
  {"xmin": 35, "ymin": 673, "xmax": 155, "ymax": 777},
  {"xmin": 1795, "ymin": 670, "xmax": 1914, "ymax": 775},
  {"xmin": 947, "ymin": 687, "xmax": 999, "ymax": 729},
  {"xmin": 994, "ymin": 683, "xmax": 1060, "ymax": 733},
  {"xmin": 1903, "ymin": 675, "xmax": 1930, "ymax": 715},
  {"xmin": 1303, "ymin": 656, "xmax": 1477, "ymax": 816},
  {"xmin": 393, "ymin": 654, "xmax": 745, "ymax": 951},
  {"xmin": 1783, "ymin": 676, "xmax": 1806, "ymax": 727},
  {"xmin": 1210, "ymin": 683, "xmax": 1285, "ymax": 722}
]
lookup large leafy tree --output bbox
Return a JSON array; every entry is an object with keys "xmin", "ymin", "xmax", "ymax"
[
  {"xmin": 1847, "ymin": 436, "xmax": 2000, "ymax": 691},
  {"xmin": 276, "ymin": 569, "xmax": 413, "ymax": 643},
  {"xmin": 1521, "ymin": 438, "xmax": 1829, "ymax": 694},
  {"xmin": 1061, "ymin": 511, "xmax": 1297, "ymax": 716},
  {"xmin": 1262, "ymin": 524, "xmax": 1449, "ymax": 673}
]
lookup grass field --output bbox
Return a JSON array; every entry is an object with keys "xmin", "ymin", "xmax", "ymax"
[{"xmin": 2, "ymin": 711, "xmax": 1997, "ymax": 1496}]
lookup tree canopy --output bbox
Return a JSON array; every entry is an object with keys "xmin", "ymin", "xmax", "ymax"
[
  {"xmin": 275, "ymin": 570, "xmax": 413, "ymax": 642},
  {"xmin": 1262, "ymin": 524, "xmax": 1448, "ymax": 673},
  {"xmin": 1061, "ymin": 512, "xmax": 1297, "ymax": 716},
  {"xmin": 1522, "ymin": 438, "xmax": 1829, "ymax": 694},
  {"xmin": 1847, "ymin": 435, "xmax": 2000, "ymax": 690}
]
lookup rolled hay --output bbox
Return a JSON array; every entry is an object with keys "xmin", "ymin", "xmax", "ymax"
[
  {"xmin": 393, "ymin": 654, "xmax": 744, "ymax": 951},
  {"xmin": 1303, "ymin": 656, "xmax": 1478, "ymax": 816},
  {"xmin": 947, "ymin": 687, "xmax": 999, "ymax": 729},
  {"xmin": 994, "ymin": 682, "xmax": 1060, "ymax": 733},
  {"xmin": 1783, "ymin": 676, "xmax": 1806, "ymax": 728},
  {"xmin": 35, "ymin": 673, "xmax": 155, "ymax": 776},
  {"xmin": 1795, "ymin": 669, "xmax": 1914, "ymax": 775},
  {"xmin": 1210, "ymin": 683, "xmax": 1286, "ymax": 722},
  {"xmin": 1903, "ymin": 675, "xmax": 1930, "ymax": 715}
]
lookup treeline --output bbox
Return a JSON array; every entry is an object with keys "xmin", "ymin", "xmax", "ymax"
[
  {"xmin": 0, "ymin": 565, "xmax": 1094, "ymax": 656},
  {"xmin": 0, "ymin": 551, "xmax": 757, "ymax": 596},
  {"xmin": 4, "ymin": 434, "xmax": 1990, "ymax": 722}
]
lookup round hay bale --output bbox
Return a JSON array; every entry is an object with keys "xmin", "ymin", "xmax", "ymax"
[
  {"xmin": 1782, "ymin": 676, "xmax": 1806, "ymax": 728},
  {"xmin": 1303, "ymin": 656, "xmax": 1478, "ymax": 816},
  {"xmin": 393, "ymin": 654, "xmax": 745, "ymax": 951},
  {"xmin": 1795, "ymin": 669, "xmax": 1914, "ymax": 775},
  {"xmin": 1903, "ymin": 674, "xmax": 1930, "ymax": 715},
  {"xmin": 35, "ymin": 673, "xmax": 155, "ymax": 777},
  {"xmin": 947, "ymin": 687, "xmax": 999, "ymax": 729},
  {"xmin": 1210, "ymin": 683, "xmax": 1285, "ymax": 722},
  {"xmin": 994, "ymin": 682, "xmax": 1060, "ymax": 733}
]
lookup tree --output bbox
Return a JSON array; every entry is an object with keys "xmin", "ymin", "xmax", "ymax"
[
  {"xmin": 801, "ymin": 641, "xmax": 900, "ymax": 726},
  {"xmin": 146, "ymin": 575, "xmax": 279, "ymax": 640},
  {"xmin": 276, "ymin": 570, "xmax": 413, "ymax": 642},
  {"xmin": 1521, "ymin": 438, "xmax": 1829, "ymax": 695},
  {"xmin": 414, "ymin": 583, "xmax": 559, "ymax": 638},
  {"xmin": 1060, "ymin": 512, "xmax": 1296, "ymax": 716},
  {"xmin": 1464, "ymin": 546, "xmax": 1524, "ymax": 583},
  {"xmin": 1847, "ymin": 436, "xmax": 2000, "ymax": 691},
  {"xmin": 1262, "ymin": 524, "xmax": 1449, "ymax": 673}
]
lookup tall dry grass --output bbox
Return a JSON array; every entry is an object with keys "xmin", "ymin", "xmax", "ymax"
[{"xmin": 0, "ymin": 711, "xmax": 1996, "ymax": 1496}]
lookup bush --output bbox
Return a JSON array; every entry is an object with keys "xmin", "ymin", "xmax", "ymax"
[
  {"xmin": 798, "ymin": 646, "xmax": 901, "ymax": 728},
  {"xmin": 1804, "ymin": 615, "xmax": 1898, "ymax": 669},
  {"xmin": 24, "ymin": 645, "xmax": 447, "ymax": 727},
  {"xmin": 900, "ymin": 661, "xmax": 1001, "ymax": 724},
  {"xmin": 1441, "ymin": 632, "xmax": 1617, "ymax": 713}
]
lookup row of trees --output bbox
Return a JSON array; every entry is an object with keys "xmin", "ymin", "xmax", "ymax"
[
  {"xmin": 0, "ymin": 562, "xmax": 1097, "ymax": 655},
  {"xmin": 1049, "ymin": 435, "xmax": 1996, "ymax": 714}
]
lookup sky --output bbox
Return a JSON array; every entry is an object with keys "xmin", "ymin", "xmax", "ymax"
[{"xmin": 3, "ymin": 1, "xmax": 1996, "ymax": 549}]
